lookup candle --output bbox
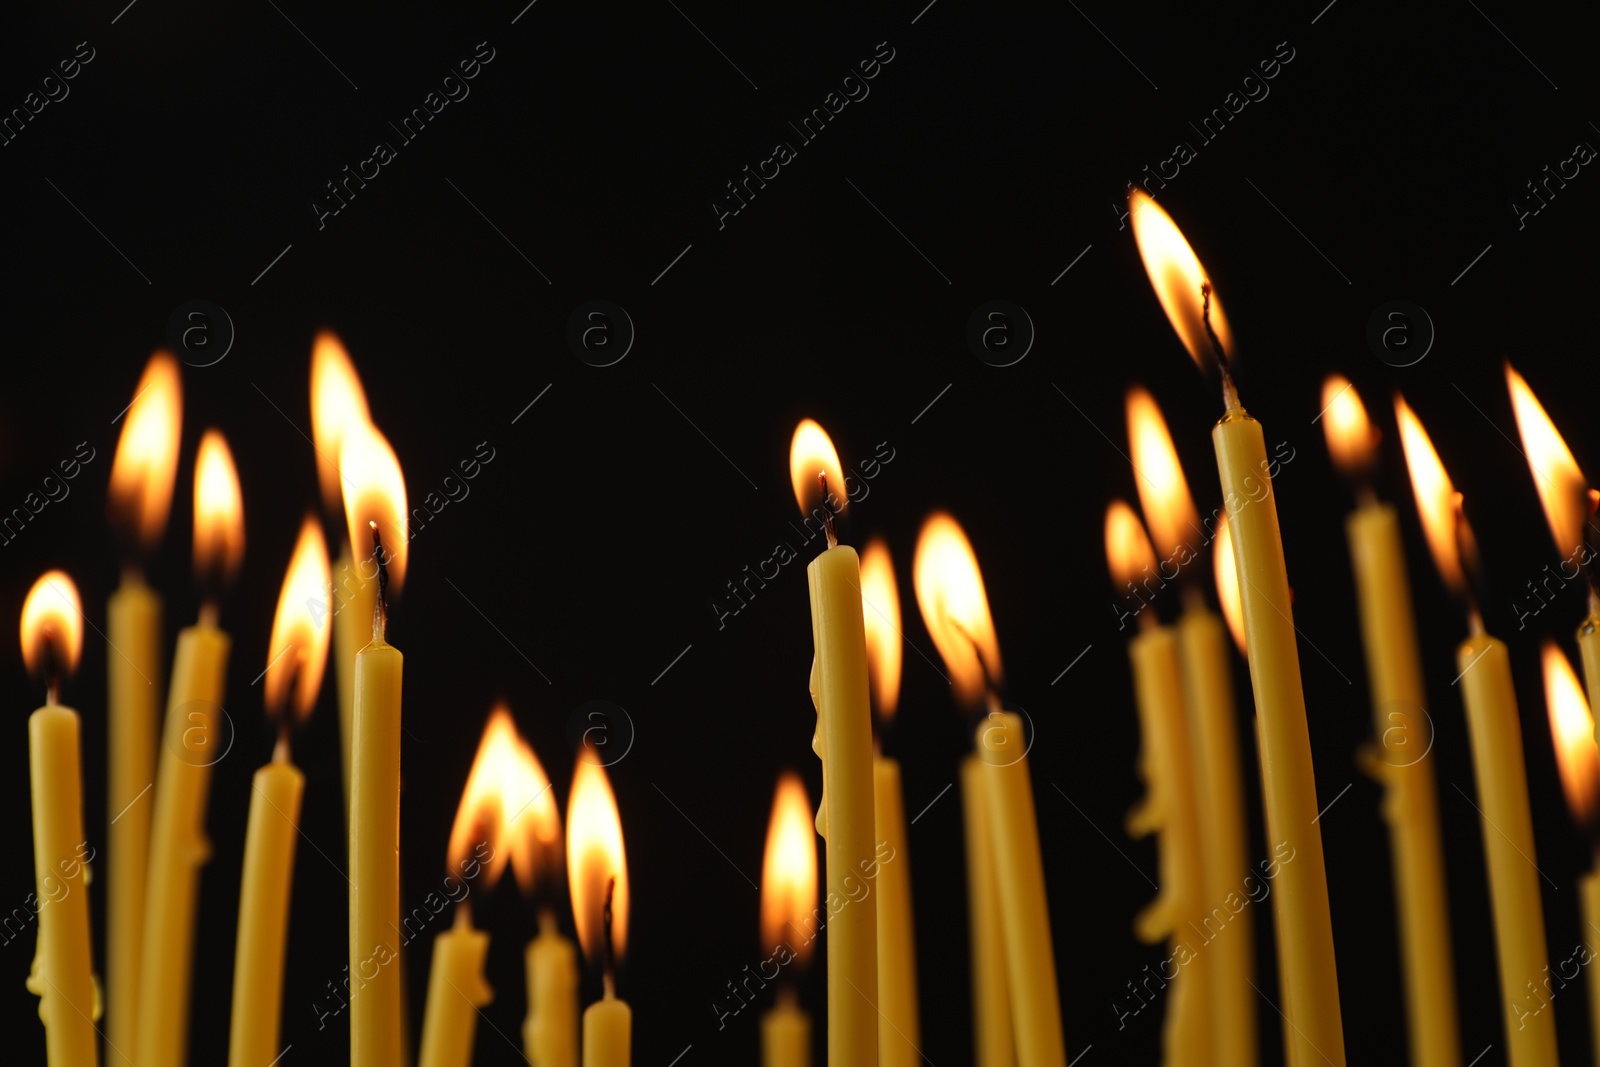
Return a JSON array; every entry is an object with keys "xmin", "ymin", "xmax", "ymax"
[
  {"xmin": 790, "ymin": 419, "xmax": 878, "ymax": 1065},
  {"xmin": 525, "ymin": 913, "xmax": 579, "ymax": 1067},
  {"xmin": 103, "ymin": 351, "xmax": 181, "ymax": 1059},
  {"xmin": 1542, "ymin": 643, "xmax": 1600, "ymax": 1057},
  {"xmin": 310, "ymin": 330, "xmax": 375, "ymax": 815},
  {"xmin": 1396, "ymin": 396, "xmax": 1558, "ymax": 1066},
  {"xmin": 760, "ymin": 772, "xmax": 819, "ymax": 1067},
  {"xmin": 1320, "ymin": 376, "xmax": 1459, "ymax": 1067},
  {"xmin": 137, "ymin": 429, "xmax": 244, "ymax": 1067},
  {"xmin": 1131, "ymin": 190, "xmax": 1346, "ymax": 1064},
  {"xmin": 1127, "ymin": 386, "xmax": 1255, "ymax": 1065},
  {"xmin": 1104, "ymin": 501, "xmax": 1211, "ymax": 1064},
  {"xmin": 228, "ymin": 516, "xmax": 331, "ymax": 1067},
  {"xmin": 914, "ymin": 513, "xmax": 1066, "ymax": 1067},
  {"xmin": 1505, "ymin": 363, "xmax": 1600, "ymax": 742},
  {"xmin": 420, "ymin": 909, "xmax": 492, "ymax": 1067},
  {"xmin": 860, "ymin": 538, "xmax": 921, "ymax": 1067},
  {"xmin": 22, "ymin": 573, "xmax": 97, "ymax": 1067},
  {"xmin": 568, "ymin": 758, "xmax": 631, "ymax": 1066},
  {"xmin": 958, "ymin": 755, "xmax": 1015, "ymax": 1067}
]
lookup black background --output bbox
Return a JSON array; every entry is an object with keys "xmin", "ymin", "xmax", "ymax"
[{"xmin": 2, "ymin": 0, "xmax": 1598, "ymax": 1064}]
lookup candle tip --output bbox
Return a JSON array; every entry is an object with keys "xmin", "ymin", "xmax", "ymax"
[
  {"xmin": 370, "ymin": 522, "xmax": 390, "ymax": 640},
  {"xmin": 817, "ymin": 472, "xmax": 838, "ymax": 549}
]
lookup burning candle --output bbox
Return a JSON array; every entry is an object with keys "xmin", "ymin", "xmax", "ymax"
[
  {"xmin": 229, "ymin": 516, "xmax": 331, "ymax": 1067},
  {"xmin": 421, "ymin": 707, "xmax": 555, "ymax": 1067},
  {"xmin": 103, "ymin": 351, "xmax": 181, "ymax": 1059},
  {"xmin": 914, "ymin": 513, "xmax": 1066, "ymax": 1067},
  {"xmin": 1130, "ymin": 190, "xmax": 1346, "ymax": 1065},
  {"xmin": 1506, "ymin": 363, "xmax": 1600, "ymax": 745},
  {"xmin": 860, "ymin": 537, "xmax": 922, "ymax": 1067},
  {"xmin": 510, "ymin": 734, "xmax": 571, "ymax": 1067},
  {"xmin": 1542, "ymin": 642, "xmax": 1600, "ymax": 1061},
  {"xmin": 568, "ymin": 758, "xmax": 631, "ymax": 1065},
  {"xmin": 790, "ymin": 419, "xmax": 878, "ymax": 1065},
  {"xmin": 21, "ymin": 572, "xmax": 97, "ymax": 1067},
  {"xmin": 1103, "ymin": 500, "xmax": 1211, "ymax": 1065},
  {"xmin": 137, "ymin": 430, "xmax": 244, "ymax": 1067},
  {"xmin": 310, "ymin": 331, "xmax": 376, "ymax": 817},
  {"xmin": 1320, "ymin": 376, "xmax": 1459, "ymax": 1067},
  {"xmin": 1396, "ymin": 395, "xmax": 1557, "ymax": 1066},
  {"xmin": 760, "ymin": 772, "xmax": 819, "ymax": 1067},
  {"xmin": 342, "ymin": 419, "xmax": 410, "ymax": 1067}
]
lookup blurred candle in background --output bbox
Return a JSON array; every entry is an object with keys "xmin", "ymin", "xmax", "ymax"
[
  {"xmin": 760, "ymin": 772, "xmax": 818, "ymax": 1067},
  {"xmin": 104, "ymin": 351, "xmax": 182, "ymax": 1060},
  {"xmin": 569, "ymin": 758, "xmax": 632, "ymax": 1066}
]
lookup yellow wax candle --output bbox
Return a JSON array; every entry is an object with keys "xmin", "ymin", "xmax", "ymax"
[
  {"xmin": 762, "ymin": 986, "xmax": 811, "ymax": 1067},
  {"xmin": 1344, "ymin": 501, "xmax": 1459, "ymax": 1067},
  {"xmin": 334, "ymin": 545, "xmax": 377, "ymax": 815},
  {"xmin": 873, "ymin": 754, "xmax": 920, "ymax": 1067},
  {"xmin": 228, "ymin": 750, "xmax": 305, "ymax": 1067},
  {"xmin": 806, "ymin": 541, "xmax": 879, "ymax": 1064},
  {"xmin": 959, "ymin": 755, "xmax": 1015, "ymax": 1067},
  {"xmin": 1459, "ymin": 630, "xmax": 1558, "ymax": 1065},
  {"xmin": 583, "ymin": 992, "xmax": 631, "ymax": 1066},
  {"xmin": 136, "ymin": 620, "xmax": 230, "ymax": 1067},
  {"xmin": 22, "ymin": 572, "xmax": 98, "ymax": 1067},
  {"xmin": 1582, "ymin": 610, "xmax": 1600, "ymax": 749},
  {"xmin": 1125, "ymin": 623, "xmax": 1210, "ymax": 1066},
  {"xmin": 419, "ymin": 909, "xmax": 493, "ymax": 1067},
  {"xmin": 349, "ymin": 624, "xmax": 404, "ymax": 1067},
  {"xmin": 1213, "ymin": 405, "xmax": 1346, "ymax": 1064},
  {"xmin": 105, "ymin": 573, "xmax": 161, "ymax": 1060},
  {"xmin": 524, "ymin": 914, "xmax": 579, "ymax": 1067},
  {"xmin": 1583, "ymin": 870, "xmax": 1600, "ymax": 1065},
  {"xmin": 978, "ymin": 711, "xmax": 1066, "ymax": 1067},
  {"xmin": 1177, "ymin": 603, "xmax": 1256, "ymax": 1067}
]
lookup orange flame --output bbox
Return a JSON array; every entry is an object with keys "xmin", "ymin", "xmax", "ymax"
[
  {"xmin": 1507, "ymin": 363, "xmax": 1593, "ymax": 560},
  {"xmin": 1394, "ymin": 396, "xmax": 1465, "ymax": 597},
  {"xmin": 339, "ymin": 419, "xmax": 409, "ymax": 594},
  {"xmin": 789, "ymin": 419, "xmax": 847, "ymax": 519},
  {"xmin": 567, "ymin": 758, "xmax": 629, "ymax": 965},
  {"xmin": 760, "ymin": 772, "xmax": 818, "ymax": 964},
  {"xmin": 265, "ymin": 515, "xmax": 333, "ymax": 722},
  {"xmin": 194, "ymin": 430, "xmax": 245, "ymax": 587},
  {"xmin": 1128, "ymin": 190, "xmax": 1234, "ymax": 369},
  {"xmin": 912, "ymin": 512, "xmax": 1001, "ymax": 707},
  {"xmin": 1104, "ymin": 500, "xmax": 1157, "ymax": 588},
  {"xmin": 1214, "ymin": 513, "xmax": 1246, "ymax": 655},
  {"xmin": 860, "ymin": 537, "xmax": 903, "ymax": 719},
  {"xmin": 311, "ymin": 331, "xmax": 371, "ymax": 514},
  {"xmin": 20, "ymin": 571, "xmax": 83, "ymax": 681},
  {"xmin": 1126, "ymin": 387, "xmax": 1199, "ymax": 561},
  {"xmin": 448, "ymin": 707, "xmax": 559, "ymax": 893},
  {"xmin": 1543, "ymin": 641, "xmax": 1600, "ymax": 828},
  {"xmin": 108, "ymin": 352, "xmax": 183, "ymax": 551},
  {"xmin": 1321, "ymin": 375, "xmax": 1379, "ymax": 477}
]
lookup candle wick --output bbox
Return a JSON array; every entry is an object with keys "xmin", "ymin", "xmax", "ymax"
[
  {"xmin": 601, "ymin": 874, "xmax": 617, "ymax": 993},
  {"xmin": 273, "ymin": 722, "xmax": 292, "ymax": 764},
  {"xmin": 47, "ymin": 676, "xmax": 60, "ymax": 708},
  {"xmin": 1200, "ymin": 282, "xmax": 1240, "ymax": 410},
  {"xmin": 455, "ymin": 898, "xmax": 473, "ymax": 930},
  {"xmin": 950, "ymin": 617, "xmax": 1001, "ymax": 696},
  {"xmin": 199, "ymin": 600, "xmax": 220, "ymax": 628},
  {"xmin": 817, "ymin": 472, "xmax": 838, "ymax": 549},
  {"xmin": 370, "ymin": 521, "xmax": 389, "ymax": 641},
  {"xmin": 538, "ymin": 907, "xmax": 556, "ymax": 937}
]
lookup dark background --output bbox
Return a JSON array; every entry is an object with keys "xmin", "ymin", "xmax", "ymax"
[{"xmin": 2, "ymin": 0, "xmax": 1598, "ymax": 1063}]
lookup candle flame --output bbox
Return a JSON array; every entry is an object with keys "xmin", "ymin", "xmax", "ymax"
[
  {"xmin": 20, "ymin": 571, "xmax": 83, "ymax": 680},
  {"xmin": 1394, "ymin": 395, "xmax": 1466, "ymax": 597},
  {"xmin": 311, "ymin": 331, "xmax": 372, "ymax": 514},
  {"xmin": 1214, "ymin": 513, "xmax": 1246, "ymax": 655},
  {"xmin": 194, "ymin": 430, "xmax": 245, "ymax": 587},
  {"xmin": 760, "ymin": 772, "xmax": 818, "ymax": 964},
  {"xmin": 1126, "ymin": 387, "xmax": 1199, "ymax": 561},
  {"xmin": 567, "ymin": 758, "xmax": 628, "ymax": 965},
  {"xmin": 860, "ymin": 537, "xmax": 903, "ymax": 719},
  {"xmin": 1543, "ymin": 641, "xmax": 1600, "ymax": 829},
  {"xmin": 1104, "ymin": 500, "xmax": 1157, "ymax": 588},
  {"xmin": 1506, "ymin": 363, "xmax": 1594, "ymax": 561},
  {"xmin": 1320, "ymin": 375, "xmax": 1380, "ymax": 477},
  {"xmin": 108, "ymin": 352, "xmax": 183, "ymax": 551},
  {"xmin": 338, "ymin": 419, "xmax": 409, "ymax": 594},
  {"xmin": 1128, "ymin": 190, "xmax": 1234, "ymax": 369},
  {"xmin": 264, "ymin": 515, "xmax": 333, "ymax": 722},
  {"xmin": 912, "ymin": 512, "xmax": 1001, "ymax": 707},
  {"xmin": 789, "ymin": 419, "xmax": 847, "ymax": 519},
  {"xmin": 448, "ymin": 707, "xmax": 560, "ymax": 894}
]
